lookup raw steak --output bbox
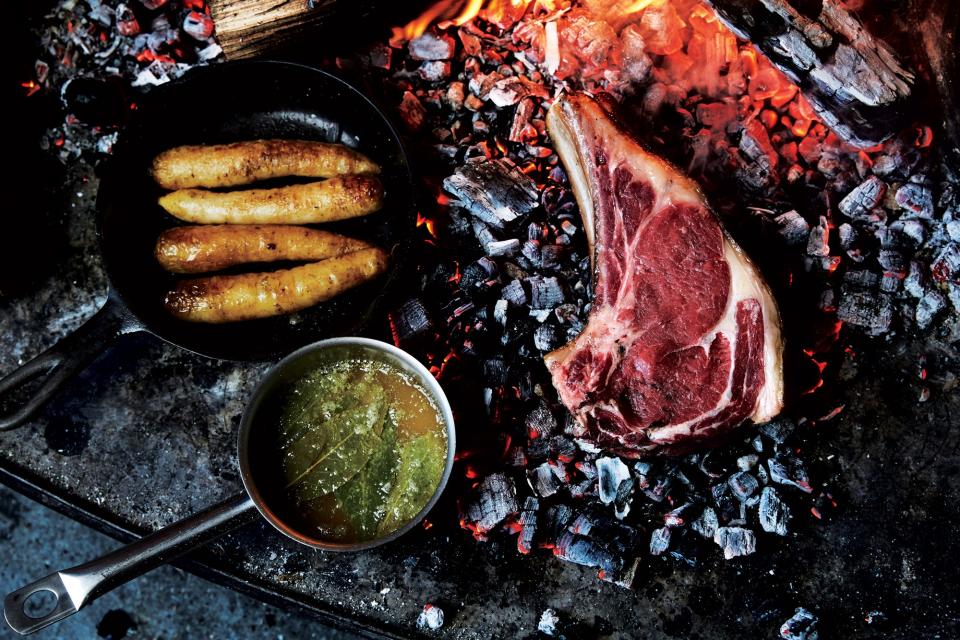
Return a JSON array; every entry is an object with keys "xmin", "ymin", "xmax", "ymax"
[{"xmin": 545, "ymin": 93, "xmax": 784, "ymax": 457}]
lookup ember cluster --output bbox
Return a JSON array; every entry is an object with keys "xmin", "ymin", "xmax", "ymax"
[
  {"xmin": 335, "ymin": 0, "xmax": 924, "ymax": 584},
  {"xmin": 29, "ymin": 0, "xmax": 221, "ymax": 161}
]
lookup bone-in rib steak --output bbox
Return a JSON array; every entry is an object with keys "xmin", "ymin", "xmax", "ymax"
[{"xmin": 545, "ymin": 93, "xmax": 784, "ymax": 457}]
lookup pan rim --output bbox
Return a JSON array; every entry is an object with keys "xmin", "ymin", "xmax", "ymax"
[{"xmin": 95, "ymin": 60, "xmax": 418, "ymax": 362}]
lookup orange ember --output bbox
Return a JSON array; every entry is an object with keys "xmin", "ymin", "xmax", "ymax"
[{"xmin": 416, "ymin": 211, "xmax": 438, "ymax": 237}]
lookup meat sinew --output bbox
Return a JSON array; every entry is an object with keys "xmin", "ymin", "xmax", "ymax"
[{"xmin": 545, "ymin": 93, "xmax": 784, "ymax": 457}]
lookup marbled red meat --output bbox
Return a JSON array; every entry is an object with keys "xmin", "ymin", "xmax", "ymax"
[{"xmin": 545, "ymin": 94, "xmax": 784, "ymax": 457}]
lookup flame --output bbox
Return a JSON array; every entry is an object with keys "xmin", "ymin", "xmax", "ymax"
[
  {"xmin": 392, "ymin": 1, "xmax": 456, "ymax": 43},
  {"xmin": 621, "ymin": 0, "xmax": 666, "ymax": 12},
  {"xmin": 21, "ymin": 80, "xmax": 41, "ymax": 97},
  {"xmin": 393, "ymin": 0, "xmax": 537, "ymax": 43},
  {"xmin": 440, "ymin": 0, "xmax": 485, "ymax": 28},
  {"xmin": 416, "ymin": 212, "xmax": 437, "ymax": 237}
]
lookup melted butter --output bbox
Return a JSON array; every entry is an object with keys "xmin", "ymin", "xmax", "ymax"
[{"xmin": 258, "ymin": 356, "xmax": 447, "ymax": 544}]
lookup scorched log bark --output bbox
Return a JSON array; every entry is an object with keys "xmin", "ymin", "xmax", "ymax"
[{"xmin": 703, "ymin": 0, "xmax": 915, "ymax": 147}]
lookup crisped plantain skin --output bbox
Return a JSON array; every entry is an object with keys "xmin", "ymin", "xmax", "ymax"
[
  {"xmin": 158, "ymin": 176, "xmax": 385, "ymax": 224},
  {"xmin": 164, "ymin": 247, "xmax": 390, "ymax": 323},
  {"xmin": 151, "ymin": 139, "xmax": 380, "ymax": 189},
  {"xmin": 155, "ymin": 225, "xmax": 372, "ymax": 274}
]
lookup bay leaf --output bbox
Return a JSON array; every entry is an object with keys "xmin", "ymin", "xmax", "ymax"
[
  {"xmin": 376, "ymin": 433, "xmax": 447, "ymax": 537},
  {"xmin": 282, "ymin": 384, "xmax": 388, "ymax": 501},
  {"xmin": 278, "ymin": 369, "xmax": 354, "ymax": 448},
  {"xmin": 335, "ymin": 411, "xmax": 400, "ymax": 540}
]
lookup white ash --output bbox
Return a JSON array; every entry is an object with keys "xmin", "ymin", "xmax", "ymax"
[
  {"xmin": 416, "ymin": 604, "xmax": 445, "ymax": 631},
  {"xmin": 537, "ymin": 608, "xmax": 561, "ymax": 636}
]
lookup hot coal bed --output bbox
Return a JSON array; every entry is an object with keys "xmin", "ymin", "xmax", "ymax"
[{"xmin": 15, "ymin": 0, "xmax": 960, "ymax": 638}]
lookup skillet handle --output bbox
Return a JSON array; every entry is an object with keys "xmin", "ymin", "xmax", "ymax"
[
  {"xmin": 3, "ymin": 493, "xmax": 258, "ymax": 635},
  {"xmin": 0, "ymin": 297, "xmax": 133, "ymax": 431}
]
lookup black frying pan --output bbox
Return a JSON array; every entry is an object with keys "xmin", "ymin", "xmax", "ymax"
[{"xmin": 0, "ymin": 61, "xmax": 416, "ymax": 430}]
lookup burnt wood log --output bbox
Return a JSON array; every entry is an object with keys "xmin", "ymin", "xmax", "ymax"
[
  {"xmin": 209, "ymin": 0, "xmax": 337, "ymax": 59},
  {"xmin": 208, "ymin": 0, "xmax": 422, "ymax": 60},
  {"xmin": 704, "ymin": 0, "xmax": 915, "ymax": 147}
]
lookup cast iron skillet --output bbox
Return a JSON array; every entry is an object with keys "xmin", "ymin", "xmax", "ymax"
[{"xmin": 0, "ymin": 60, "xmax": 416, "ymax": 430}]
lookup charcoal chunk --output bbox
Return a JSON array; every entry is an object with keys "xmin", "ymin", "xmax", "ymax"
[
  {"xmin": 916, "ymin": 291, "xmax": 947, "ymax": 329},
  {"xmin": 502, "ymin": 279, "xmax": 528, "ymax": 306},
  {"xmin": 649, "ymin": 527, "xmax": 672, "ymax": 556},
  {"xmin": 596, "ymin": 457, "xmax": 631, "ymax": 505},
  {"xmin": 529, "ymin": 462, "xmax": 561, "ymax": 498},
  {"xmin": 727, "ymin": 471, "xmax": 759, "ymax": 501},
  {"xmin": 525, "ymin": 402, "xmax": 557, "ymax": 439},
  {"xmin": 769, "ymin": 454, "xmax": 813, "ymax": 493},
  {"xmin": 416, "ymin": 604, "xmax": 445, "ymax": 631},
  {"xmin": 837, "ymin": 291, "xmax": 894, "ymax": 334},
  {"xmin": 443, "ymin": 159, "xmax": 539, "ymax": 231},
  {"xmin": 895, "ymin": 181, "xmax": 934, "ymax": 218},
  {"xmin": 838, "ymin": 176, "xmax": 886, "ymax": 220},
  {"xmin": 409, "ymin": 32, "xmax": 456, "ymax": 60},
  {"xmin": 461, "ymin": 473, "xmax": 519, "ymax": 536},
  {"xmin": 780, "ymin": 608, "xmax": 819, "ymax": 640},
  {"xmin": 713, "ymin": 527, "xmax": 757, "ymax": 559},
  {"xmin": 517, "ymin": 497, "xmax": 539, "ymax": 554},
  {"xmin": 527, "ymin": 276, "xmax": 566, "ymax": 309},
  {"xmin": 692, "ymin": 507, "xmax": 719, "ymax": 539},
  {"xmin": 388, "ymin": 298, "xmax": 432, "ymax": 345},
  {"xmin": 759, "ymin": 487, "xmax": 791, "ymax": 536}
]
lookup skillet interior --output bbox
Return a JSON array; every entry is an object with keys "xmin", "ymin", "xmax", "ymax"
[{"xmin": 98, "ymin": 61, "xmax": 415, "ymax": 361}]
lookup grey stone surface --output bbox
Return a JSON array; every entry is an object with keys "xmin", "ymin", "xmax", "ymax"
[{"xmin": 0, "ymin": 484, "xmax": 358, "ymax": 640}]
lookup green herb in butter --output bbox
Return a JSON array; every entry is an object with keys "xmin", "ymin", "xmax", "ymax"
[{"xmin": 264, "ymin": 357, "xmax": 447, "ymax": 543}]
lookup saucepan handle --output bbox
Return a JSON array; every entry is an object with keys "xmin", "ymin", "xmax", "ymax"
[
  {"xmin": 0, "ymin": 297, "xmax": 133, "ymax": 431},
  {"xmin": 3, "ymin": 493, "xmax": 258, "ymax": 635}
]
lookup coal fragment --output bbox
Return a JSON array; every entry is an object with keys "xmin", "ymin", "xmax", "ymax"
[
  {"xmin": 769, "ymin": 454, "xmax": 813, "ymax": 493},
  {"xmin": 534, "ymin": 324, "xmax": 561, "ymax": 351},
  {"xmin": 529, "ymin": 462, "xmax": 561, "ymax": 498},
  {"xmin": 896, "ymin": 181, "xmax": 934, "ymax": 218},
  {"xmin": 517, "ymin": 496, "xmax": 539, "ymax": 554},
  {"xmin": 837, "ymin": 291, "xmax": 894, "ymax": 334},
  {"xmin": 759, "ymin": 420, "xmax": 796, "ymax": 445},
  {"xmin": 525, "ymin": 402, "xmax": 557, "ymax": 439},
  {"xmin": 713, "ymin": 526, "xmax": 757, "ymax": 559},
  {"xmin": 691, "ymin": 507, "xmax": 719, "ymax": 539},
  {"xmin": 538, "ymin": 608, "xmax": 561, "ymax": 636},
  {"xmin": 596, "ymin": 457, "xmax": 630, "ymax": 505},
  {"xmin": 501, "ymin": 279, "xmax": 528, "ymax": 306},
  {"xmin": 416, "ymin": 604, "xmax": 445, "ymax": 631},
  {"xmin": 388, "ymin": 298, "xmax": 432, "ymax": 345},
  {"xmin": 527, "ymin": 276, "xmax": 566, "ymax": 309},
  {"xmin": 409, "ymin": 32, "xmax": 456, "ymax": 60},
  {"xmin": 461, "ymin": 473, "xmax": 519, "ymax": 536},
  {"xmin": 443, "ymin": 159, "xmax": 539, "ymax": 231},
  {"xmin": 727, "ymin": 471, "xmax": 759, "ymax": 501},
  {"xmin": 614, "ymin": 477, "xmax": 635, "ymax": 520},
  {"xmin": 779, "ymin": 608, "xmax": 818, "ymax": 640},
  {"xmin": 759, "ymin": 486, "xmax": 791, "ymax": 536},
  {"xmin": 649, "ymin": 527, "xmax": 671, "ymax": 555},
  {"xmin": 838, "ymin": 176, "xmax": 886, "ymax": 220}
]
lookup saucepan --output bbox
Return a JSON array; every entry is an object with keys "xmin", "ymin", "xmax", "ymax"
[
  {"xmin": 3, "ymin": 337, "xmax": 456, "ymax": 635},
  {"xmin": 0, "ymin": 60, "xmax": 417, "ymax": 430}
]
